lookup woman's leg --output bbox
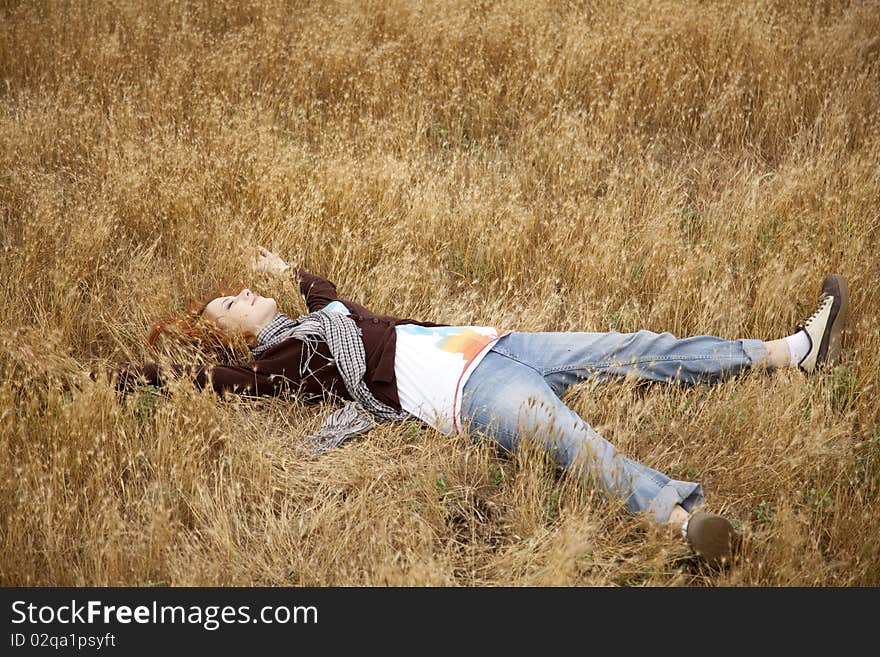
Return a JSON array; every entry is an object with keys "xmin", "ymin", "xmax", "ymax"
[
  {"xmin": 491, "ymin": 273, "xmax": 848, "ymax": 390},
  {"xmin": 488, "ymin": 330, "xmax": 769, "ymax": 397},
  {"xmin": 460, "ymin": 350, "xmax": 704, "ymax": 524}
]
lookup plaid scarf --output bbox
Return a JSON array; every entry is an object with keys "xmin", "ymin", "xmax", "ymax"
[
  {"xmin": 252, "ymin": 312, "xmax": 300, "ymax": 357},
  {"xmin": 252, "ymin": 312, "xmax": 410, "ymax": 453}
]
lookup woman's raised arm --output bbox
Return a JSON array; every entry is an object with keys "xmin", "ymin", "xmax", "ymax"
[
  {"xmin": 252, "ymin": 245, "xmax": 341, "ymax": 314},
  {"xmin": 297, "ymin": 269, "xmax": 342, "ymax": 313}
]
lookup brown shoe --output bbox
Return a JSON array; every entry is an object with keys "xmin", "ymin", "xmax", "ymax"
[
  {"xmin": 685, "ymin": 512, "xmax": 739, "ymax": 567},
  {"xmin": 797, "ymin": 274, "xmax": 850, "ymax": 373}
]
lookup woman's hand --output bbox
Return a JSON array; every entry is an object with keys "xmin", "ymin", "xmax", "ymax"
[{"xmin": 252, "ymin": 246, "xmax": 291, "ymax": 276}]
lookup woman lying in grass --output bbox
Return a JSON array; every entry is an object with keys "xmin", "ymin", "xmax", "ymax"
[{"xmin": 94, "ymin": 246, "xmax": 850, "ymax": 567}]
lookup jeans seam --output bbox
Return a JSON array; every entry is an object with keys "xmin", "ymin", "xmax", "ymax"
[
  {"xmin": 541, "ymin": 353, "xmax": 746, "ymax": 376},
  {"xmin": 488, "ymin": 346, "xmax": 543, "ymax": 374}
]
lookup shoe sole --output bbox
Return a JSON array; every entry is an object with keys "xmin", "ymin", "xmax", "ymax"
[{"xmin": 818, "ymin": 274, "xmax": 849, "ymax": 369}]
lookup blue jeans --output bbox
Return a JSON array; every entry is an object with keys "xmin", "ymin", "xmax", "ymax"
[{"xmin": 459, "ymin": 330, "xmax": 768, "ymax": 523}]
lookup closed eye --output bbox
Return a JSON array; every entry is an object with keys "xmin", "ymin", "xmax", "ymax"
[{"xmin": 225, "ymin": 299, "xmax": 233, "ymax": 310}]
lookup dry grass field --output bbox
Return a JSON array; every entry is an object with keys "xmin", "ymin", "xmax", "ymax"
[{"xmin": 1, "ymin": 0, "xmax": 878, "ymax": 586}]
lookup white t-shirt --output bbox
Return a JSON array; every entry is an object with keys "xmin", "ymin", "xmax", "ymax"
[
  {"xmin": 393, "ymin": 323, "xmax": 510, "ymax": 435},
  {"xmin": 322, "ymin": 300, "xmax": 508, "ymax": 434}
]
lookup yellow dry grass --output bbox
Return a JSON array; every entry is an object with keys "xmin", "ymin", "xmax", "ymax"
[{"xmin": 1, "ymin": 0, "xmax": 878, "ymax": 586}]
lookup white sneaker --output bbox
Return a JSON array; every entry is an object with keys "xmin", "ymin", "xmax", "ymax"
[{"xmin": 796, "ymin": 274, "xmax": 850, "ymax": 373}]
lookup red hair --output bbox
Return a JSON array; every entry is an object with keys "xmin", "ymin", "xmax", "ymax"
[{"xmin": 147, "ymin": 282, "xmax": 257, "ymax": 358}]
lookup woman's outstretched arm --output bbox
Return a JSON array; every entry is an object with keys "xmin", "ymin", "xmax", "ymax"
[{"xmin": 94, "ymin": 362, "xmax": 292, "ymax": 397}]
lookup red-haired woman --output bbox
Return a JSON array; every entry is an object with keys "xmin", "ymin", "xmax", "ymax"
[{"xmin": 96, "ymin": 246, "xmax": 850, "ymax": 567}]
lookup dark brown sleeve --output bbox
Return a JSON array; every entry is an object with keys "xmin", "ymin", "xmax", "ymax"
[
  {"xmin": 296, "ymin": 268, "xmax": 429, "ymax": 323},
  {"xmin": 297, "ymin": 269, "xmax": 340, "ymax": 312},
  {"xmin": 108, "ymin": 363, "xmax": 289, "ymax": 397}
]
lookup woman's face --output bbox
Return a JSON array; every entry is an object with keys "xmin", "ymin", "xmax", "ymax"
[{"xmin": 202, "ymin": 288, "xmax": 278, "ymax": 336}]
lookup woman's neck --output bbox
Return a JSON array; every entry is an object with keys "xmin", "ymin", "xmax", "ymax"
[{"xmin": 252, "ymin": 312, "xmax": 297, "ymax": 353}]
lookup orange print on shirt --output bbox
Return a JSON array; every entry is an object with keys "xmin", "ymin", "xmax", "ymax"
[{"xmin": 437, "ymin": 328, "xmax": 499, "ymax": 363}]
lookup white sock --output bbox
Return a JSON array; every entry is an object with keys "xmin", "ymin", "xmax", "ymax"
[{"xmin": 784, "ymin": 330, "xmax": 811, "ymax": 366}]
